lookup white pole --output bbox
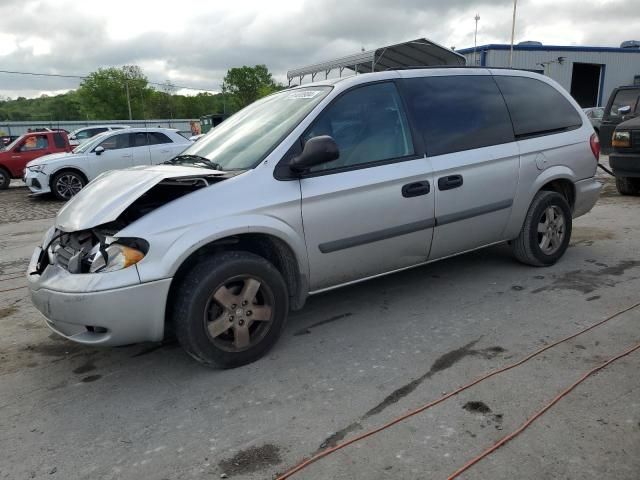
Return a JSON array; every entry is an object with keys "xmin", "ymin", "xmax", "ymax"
[
  {"xmin": 474, "ymin": 14, "xmax": 480, "ymax": 65},
  {"xmin": 509, "ymin": 0, "xmax": 518, "ymax": 68}
]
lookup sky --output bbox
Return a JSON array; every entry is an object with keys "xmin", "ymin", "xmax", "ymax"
[{"xmin": 0, "ymin": 0, "xmax": 638, "ymax": 99}]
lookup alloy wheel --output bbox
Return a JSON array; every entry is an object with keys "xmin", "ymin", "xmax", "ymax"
[
  {"xmin": 204, "ymin": 275, "xmax": 274, "ymax": 352},
  {"xmin": 537, "ymin": 205, "xmax": 565, "ymax": 255},
  {"xmin": 55, "ymin": 174, "xmax": 83, "ymax": 199}
]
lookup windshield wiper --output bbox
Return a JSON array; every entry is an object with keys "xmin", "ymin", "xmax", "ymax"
[{"xmin": 166, "ymin": 154, "xmax": 223, "ymax": 171}]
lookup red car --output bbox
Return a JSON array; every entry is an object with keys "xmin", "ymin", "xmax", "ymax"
[{"xmin": 0, "ymin": 131, "xmax": 73, "ymax": 189}]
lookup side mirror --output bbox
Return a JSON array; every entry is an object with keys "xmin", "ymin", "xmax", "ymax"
[
  {"xmin": 289, "ymin": 135, "xmax": 339, "ymax": 173},
  {"xmin": 94, "ymin": 146, "xmax": 105, "ymax": 155},
  {"xmin": 618, "ymin": 105, "xmax": 631, "ymax": 115}
]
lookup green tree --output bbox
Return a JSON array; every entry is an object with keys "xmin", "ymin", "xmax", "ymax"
[
  {"xmin": 78, "ymin": 65, "xmax": 149, "ymax": 119},
  {"xmin": 223, "ymin": 64, "xmax": 282, "ymax": 108}
]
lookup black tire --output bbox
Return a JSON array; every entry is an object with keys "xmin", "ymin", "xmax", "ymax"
[
  {"xmin": 511, "ymin": 191, "xmax": 572, "ymax": 267},
  {"xmin": 173, "ymin": 251, "xmax": 289, "ymax": 368},
  {"xmin": 615, "ymin": 176, "xmax": 640, "ymax": 196},
  {"xmin": 51, "ymin": 170, "xmax": 86, "ymax": 201},
  {"xmin": 0, "ymin": 168, "xmax": 10, "ymax": 190}
]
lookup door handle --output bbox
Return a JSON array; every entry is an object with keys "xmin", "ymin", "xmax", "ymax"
[
  {"xmin": 402, "ymin": 181, "xmax": 430, "ymax": 198},
  {"xmin": 122, "ymin": 154, "xmax": 132, "ymax": 158},
  {"xmin": 438, "ymin": 174, "xmax": 464, "ymax": 191}
]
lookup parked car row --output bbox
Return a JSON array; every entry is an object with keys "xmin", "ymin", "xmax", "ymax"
[{"xmin": 0, "ymin": 128, "xmax": 193, "ymax": 198}]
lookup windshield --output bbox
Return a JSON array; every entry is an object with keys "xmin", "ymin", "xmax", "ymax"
[
  {"xmin": 73, "ymin": 131, "xmax": 110, "ymax": 153},
  {"xmin": 5, "ymin": 135, "xmax": 26, "ymax": 151},
  {"xmin": 182, "ymin": 86, "xmax": 332, "ymax": 170}
]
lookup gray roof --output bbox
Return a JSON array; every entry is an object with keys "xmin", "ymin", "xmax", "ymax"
[{"xmin": 287, "ymin": 38, "xmax": 466, "ymax": 83}]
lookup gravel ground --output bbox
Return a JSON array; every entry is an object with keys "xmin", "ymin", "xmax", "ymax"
[{"xmin": 0, "ymin": 181, "xmax": 63, "ymax": 224}]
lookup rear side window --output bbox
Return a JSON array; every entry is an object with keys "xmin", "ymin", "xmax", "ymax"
[
  {"xmin": 402, "ymin": 75, "xmax": 514, "ymax": 156},
  {"xmin": 133, "ymin": 132, "xmax": 148, "ymax": 147},
  {"xmin": 53, "ymin": 132, "xmax": 66, "ymax": 148},
  {"xmin": 494, "ymin": 76, "xmax": 582, "ymax": 138},
  {"xmin": 608, "ymin": 89, "xmax": 640, "ymax": 117},
  {"xmin": 148, "ymin": 132, "xmax": 172, "ymax": 145}
]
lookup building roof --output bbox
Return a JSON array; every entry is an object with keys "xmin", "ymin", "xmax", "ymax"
[
  {"xmin": 287, "ymin": 38, "xmax": 465, "ymax": 83},
  {"xmin": 457, "ymin": 44, "xmax": 640, "ymax": 55}
]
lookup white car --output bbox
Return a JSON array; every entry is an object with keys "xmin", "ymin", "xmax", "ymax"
[
  {"xmin": 68, "ymin": 125, "xmax": 130, "ymax": 147},
  {"xmin": 24, "ymin": 128, "xmax": 192, "ymax": 200}
]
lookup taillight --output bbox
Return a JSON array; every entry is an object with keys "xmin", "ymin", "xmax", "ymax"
[{"xmin": 590, "ymin": 132, "xmax": 600, "ymax": 160}]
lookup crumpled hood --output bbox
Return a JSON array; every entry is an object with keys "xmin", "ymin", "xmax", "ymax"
[
  {"xmin": 55, "ymin": 164, "xmax": 224, "ymax": 232},
  {"xmin": 27, "ymin": 152, "xmax": 77, "ymax": 167}
]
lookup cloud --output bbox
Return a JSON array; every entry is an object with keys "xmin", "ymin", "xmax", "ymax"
[{"xmin": 0, "ymin": 0, "xmax": 638, "ymax": 99}]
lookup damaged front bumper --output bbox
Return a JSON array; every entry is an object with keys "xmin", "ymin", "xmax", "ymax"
[{"xmin": 27, "ymin": 247, "xmax": 172, "ymax": 346}]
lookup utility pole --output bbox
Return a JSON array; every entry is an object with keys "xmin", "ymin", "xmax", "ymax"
[
  {"xmin": 222, "ymin": 81, "xmax": 227, "ymax": 116},
  {"xmin": 125, "ymin": 80, "xmax": 133, "ymax": 120},
  {"xmin": 509, "ymin": 0, "xmax": 518, "ymax": 68},
  {"xmin": 474, "ymin": 13, "xmax": 480, "ymax": 65}
]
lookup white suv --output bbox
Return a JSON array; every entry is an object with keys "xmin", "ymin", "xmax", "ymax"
[
  {"xmin": 68, "ymin": 125, "xmax": 130, "ymax": 146},
  {"xmin": 24, "ymin": 128, "xmax": 192, "ymax": 200}
]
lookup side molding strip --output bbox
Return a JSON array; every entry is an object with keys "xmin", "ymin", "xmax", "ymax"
[
  {"xmin": 318, "ymin": 219, "xmax": 436, "ymax": 254},
  {"xmin": 317, "ymin": 198, "xmax": 513, "ymax": 253},
  {"xmin": 435, "ymin": 199, "xmax": 513, "ymax": 227}
]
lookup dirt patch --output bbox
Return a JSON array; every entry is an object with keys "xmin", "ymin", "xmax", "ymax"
[
  {"xmin": 363, "ymin": 341, "xmax": 506, "ymax": 418},
  {"xmin": 532, "ymin": 260, "xmax": 640, "ymax": 294},
  {"xmin": 218, "ymin": 444, "xmax": 281, "ymax": 477},
  {"xmin": 463, "ymin": 401, "xmax": 491, "ymax": 414},
  {"xmin": 0, "ymin": 305, "xmax": 18, "ymax": 319},
  {"xmin": 570, "ymin": 226, "xmax": 615, "ymax": 247},
  {"xmin": 319, "ymin": 422, "xmax": 362, "ymax": 450},
  {"xmin": 293, "ymin": 313, "xmax": 352, "ymax": 336},
  {"xmin": 73, "ymin": 362, "xmax": 96, "ymax": 374}
]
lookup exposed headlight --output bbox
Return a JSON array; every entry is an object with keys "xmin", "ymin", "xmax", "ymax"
[
  {"xmin": 89, "ymin": 243, "xmax": 145, "ymax": 273},
  {"xmin": 612, "ymin": 131, "xmax": 631, "ymax": 148},
  {"xmin": 28, "ymin": 164, "xmax": 45, "ymax": 173}
]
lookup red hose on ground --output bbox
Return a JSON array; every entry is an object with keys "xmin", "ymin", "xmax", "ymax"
[
  {"xmin": 447, "ymin": 341, "xmax": 640, "ymax": 479},
  {"xmin": 275, "ymin": 300, "xmax": 640, "ymax": 480}
]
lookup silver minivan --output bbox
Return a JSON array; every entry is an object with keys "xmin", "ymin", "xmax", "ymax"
[{"xmin": 28, "ymin": 68, "xmax": 602, "ymax": 367}]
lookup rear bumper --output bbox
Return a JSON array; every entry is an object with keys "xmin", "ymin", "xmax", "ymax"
[
  {"xmin": 573, "ymin": 177, "xmax": 602, "ymax": 219},
  {"xmin": 28, "ymin": 248, "xmax": 172, "ymax": 346},
  {"xmin": 610, "ymin": 152, "xmax": 640, "ymax": 177}
]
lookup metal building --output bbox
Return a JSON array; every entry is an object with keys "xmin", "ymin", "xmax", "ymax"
[
  {"xmin": 287, "ymin": 38, "xmax": 465, "ymax": 86},
  {"xmin": 457, "ymin": 43, "xmax": 640, "ymax": 108}
]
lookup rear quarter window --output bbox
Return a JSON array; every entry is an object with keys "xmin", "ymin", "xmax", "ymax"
[
  {"xmin": 53, "ymin": 132, "xmax": 66, "ymax": 148},
  {"xmin": 494, "ymin": 76, "xmax": 582, "ymax": 138},
  {"xmin": 401, "ymin": 75, "xmax": 514, "ymax": 156},
  {"xmin": 148, "ymin": 132, "xmax": 173, "ymax": 145}
]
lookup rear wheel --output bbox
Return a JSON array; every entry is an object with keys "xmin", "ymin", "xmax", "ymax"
[
  {"xmin": 51, "ymin": 170, "xmax": 86, "ymax": 200},
  {"xmin": 511, "ymin": 191, "xmax": 572, "ymax": 267},
  {"xmin": 0, "ymin": 168, "xmax": 10, "ymax": 190},
  {"xmin": 615, "ymin": 176, "xmax": 640, "ymax": 196},
  {"xmin": 173, "ymin": 251, "xmax": 289, "ymax": 368}
]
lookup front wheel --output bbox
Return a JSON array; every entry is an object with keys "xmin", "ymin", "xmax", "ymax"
[
  {"xmin": 51, "ymin": 170, "xmax": 86, "ymax": 201},
  {"xmin": 0, "ymin": 168, "xmax": 10, "ymax": 190},
  {"xmin": 173, "ymin": 251, "xmax": 289, "ymax": 368},
  {"xmin": 511, "ymin": 191, "xmax": 572, "ymax": 267}
]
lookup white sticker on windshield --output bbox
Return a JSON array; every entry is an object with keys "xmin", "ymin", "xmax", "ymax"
[{"xmin": 287, "ymin": 90, "xmax": 323, "ymax": 99}]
